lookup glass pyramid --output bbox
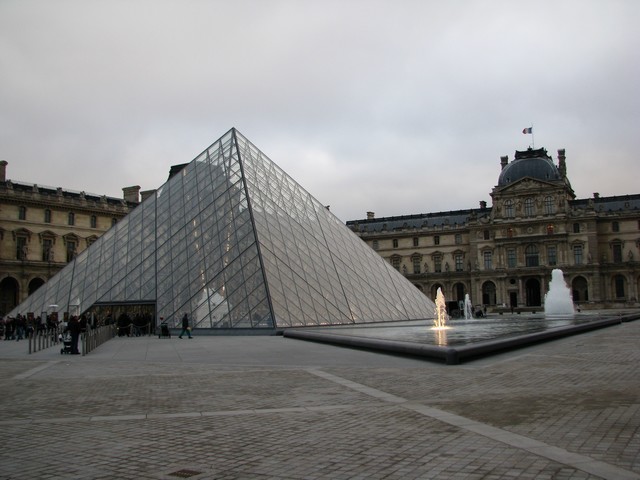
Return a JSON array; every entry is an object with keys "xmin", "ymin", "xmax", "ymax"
[{"xmin": 9, "ymin": 128, "xmax": 435, "ymax": 330}]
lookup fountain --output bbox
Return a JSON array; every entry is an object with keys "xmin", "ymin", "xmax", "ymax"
[
  {"xmin": 544, "ymin": 268, "xmax": 575, "ymax": 316},
  {"xmin": 433, "ymin": 287, "xmax": 448, "ymax": 329},
  {"xmin": 464, "ymin": 294, "xmax": 473, "ymax": 320},
  {"xmin": 288, "ymin": 270, "xmax": 624, "ymax": 365}
]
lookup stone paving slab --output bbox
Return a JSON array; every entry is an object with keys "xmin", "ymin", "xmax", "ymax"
[{"xmin": 0, "ymin": 318, "xmax": 638, "ymax": 479}]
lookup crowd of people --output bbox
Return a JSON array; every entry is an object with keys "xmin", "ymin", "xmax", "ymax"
[{"xmin": 1, "ymin": 313, "xmax": 63, "ymax": 341}]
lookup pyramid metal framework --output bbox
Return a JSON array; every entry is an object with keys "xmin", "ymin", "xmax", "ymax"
[{"xmin": 10, "ymin": 129, "xmax": 435, "ymax": 330}]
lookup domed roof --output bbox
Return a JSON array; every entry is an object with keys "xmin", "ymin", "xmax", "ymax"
[{"xmin": 497, "ymin": 147, "xmax": 561, "ymax": 187}]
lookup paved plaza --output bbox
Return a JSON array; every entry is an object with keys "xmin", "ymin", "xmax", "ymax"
[{"xmin": 0, "ymin": 317, "xmax": 639, "ymax": 480}]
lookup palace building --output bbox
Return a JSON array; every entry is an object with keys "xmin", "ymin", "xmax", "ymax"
[
  {"xmin": 346, "ymin": 147, "xmax": 640, "ymax": 314},
  {"xmin": 0, "ymin": 161, "xmax": 141, "ymax": 314}
]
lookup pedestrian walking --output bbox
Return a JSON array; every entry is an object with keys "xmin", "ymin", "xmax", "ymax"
[{"xmin": 178, "ymin": 313, "xmax": 192, "ymax": 339}]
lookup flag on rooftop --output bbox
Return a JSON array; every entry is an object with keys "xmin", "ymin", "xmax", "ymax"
[{"xmin": 522, "ymin": 127, "xmax": 533, "ymax": 134}]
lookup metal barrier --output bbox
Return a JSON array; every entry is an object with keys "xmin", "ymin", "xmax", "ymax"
[
  {"xmin": 82, "ymin": 325, "xmax": 117, "ymax": 356},
  {"xmin": 28, "ymin": 325, "xmax": 116, "ymax": 355},
  {"xmin": 28, "ymin": 327, "xmax": 63, "ymax": 354}
]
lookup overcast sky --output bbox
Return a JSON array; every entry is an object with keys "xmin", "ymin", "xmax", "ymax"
[{"xmin": 1, "ymin": 0, "xmax": 638, "ymax": 222}]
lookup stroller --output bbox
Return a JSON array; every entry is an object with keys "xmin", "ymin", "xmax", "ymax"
[{"xmin": 60, "ymin": 332, "xmax": 73, "ymax": 354}]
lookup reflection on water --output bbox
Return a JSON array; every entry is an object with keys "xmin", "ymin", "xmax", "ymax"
[
  {"xmin": 313, "ymin": 315, "xmax": 596, "ymax": 347},
  {"xmin": 433, "ymin": 326, "xmax": 448, "ymax": 346}
]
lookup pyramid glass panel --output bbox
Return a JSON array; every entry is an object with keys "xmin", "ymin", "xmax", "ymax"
[{"xmin": 9, "ymin": 128, "xmax": 435, "ymax": 330}]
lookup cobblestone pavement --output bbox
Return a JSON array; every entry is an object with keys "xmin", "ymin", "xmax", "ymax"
[{"xmin": 0, "ymin": 319, "xmax": 638, "ymax": 479}]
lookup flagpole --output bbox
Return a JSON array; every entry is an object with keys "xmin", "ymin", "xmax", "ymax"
[{"xmin": 531, "ymin": 124, "xmax": 535, "ymax": 149}]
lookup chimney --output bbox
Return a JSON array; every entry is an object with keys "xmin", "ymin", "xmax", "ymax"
[
  {"xmin": 140, "ymin": 189, "xmax": 156, "ymax": 202},
  {"xmin": 168, "ymin": 163, "xmax": 189, "ymax": 180},
  {"xmin": 557, "ymin": 148, "xmax": 566, "ymax": 177},
  {"xmin": 479, "ymin": 200, "xmax": 487, "ymax": 209},
  {"xmin": 593, "ymin": 192, "xmax": 600, "ymax": 199},
  {"xmin": 366, "ymin": 211, "xmax": 375, "ymax": 220},
  {"xmin": 500, "ymin": 155, "xmax": 508, "ymax": 170},
  {"xmin": 122, "ymin": 185, "xmax": 141, "ymax": 204},
  {"xmin": 0, "ymin": 160, "xmax": 7, "ymax": 182}
]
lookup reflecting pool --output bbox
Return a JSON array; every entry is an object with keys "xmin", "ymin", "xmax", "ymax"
[{"xmin": 308, "ymin": 314, "xmax": 600, "ymax": 347}]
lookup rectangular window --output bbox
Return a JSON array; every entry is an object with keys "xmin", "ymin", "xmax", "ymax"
[
  {"xmin": 455, "ymin": 234, "xmax": 462, "ymax": 245},
  {"xmin": 391, "ymin": 257, "xmax": 401, "ymax": 271},
  {"xmin": 483, "ymin": 251, "xmax": 492, "ymax": 270},
  {"xmin": 44, "ymin": 209, "xmax": 51, "ymax": 223},
  {"xmin": 372, "ymin": 240, "xmax": 379, "ymax": 250},
  {"xmin": 434, "ymin": 235, "xmax": 440, "ymax": 246},
  {"xmin": 573, "ymin": 223, "xmax": 580, "ymax": 233},
  {"xmin": 392, "ymin": 238, "xmax": 398, "ymax": 249},
  {"xmin": 507, "ymin": 248, "xmax": 516, "ymax": 268},
  {"xmin": 412, "ymin": 257, "xmax": 421, "ymax": 274},
  {"xmin": 68, "ymin": 212, "xmax": 75, "ymax": 226},
  {"xmin": 615, "ymin": 276, "xmax": 625, "ymax": 298},
  {"xmin": 90, "ymin": 215, "xmax": 97, "ymax": 228},
  {"xmin": 66, "ymin": 240, "xmax": 77, "ymax": 262},
  {"xmin": 544, "ymin": 196, "xmax": 555, "ymax": 215},
  {"xmin": 505, "ymin": 200, "xmax": 514, "ymax": 218},
  {"xmin": 16, "ymin": 237, "xmax": 27, "ymax": 260},
  {"xmin": 18, "ymin": 206, "xmax": 26, "ymax": 220},
  {"xmin": 573, "ymin": 245, "xmax": 583, "ymax": 265},
  {"xmin": 455, "ymin": 254, "xmax": 464, "ymax": 272},
  {"xmin": 43, "ymin": 239, "xmax": 53, "ymax": 261},
  {"xmin": 613, "ymin": 244, "xmax": 623, "ymax": 263},
  {"xmin": 413, "ymin": 237, "xmax": 419, "ymax": 247},
  {"xmin": 612, "ymin": 221, "xmax": 620, "ymax": 232},
  {"xmin": 524, "ymin": 198, "xmax": 534, "ymax": 217},
  {"xmin": 434, "ymin": 256, "xmax": 442, "ymax": 273},
  {"xmin": 547, "ymin": 246, "xmax": 557, "ymax": 266}
]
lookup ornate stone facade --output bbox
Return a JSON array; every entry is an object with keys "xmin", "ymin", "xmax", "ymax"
[
  {"xmin": 0, "ymin": 161, "xmax": 139, "ymax": 314},
  {"xmin": 347, "ymin": 148, "xmax": 640, "ymax": 313}
]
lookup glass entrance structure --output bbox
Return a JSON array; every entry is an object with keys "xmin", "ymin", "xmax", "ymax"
[{"xmin": 9, "ymin": 129, "xmax": 435, "ymax": 331}]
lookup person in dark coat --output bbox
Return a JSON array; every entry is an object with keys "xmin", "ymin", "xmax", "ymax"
[
  {"xmin": 68, "ymin": 316, "xmax": 81, "ymax": 354},
  {"xmin": 178, "ymin": 313, "xmax": 192, "ymax": 339}
]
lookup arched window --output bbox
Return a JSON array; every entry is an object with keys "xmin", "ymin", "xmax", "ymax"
[
  {"xmin": 524, "ymin": 198, "xmax": 534, "ymax": 217},
  {"xmin": 482, "ymin": 281, "xmax": 497, "ymax": 305},
  {"xmin": 525, "ymin": 244, "xmax": 539, "ymax": 267},
  {"xmin": 572, "ymin": 276, "xmax": 589, "ymax": 302}
]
